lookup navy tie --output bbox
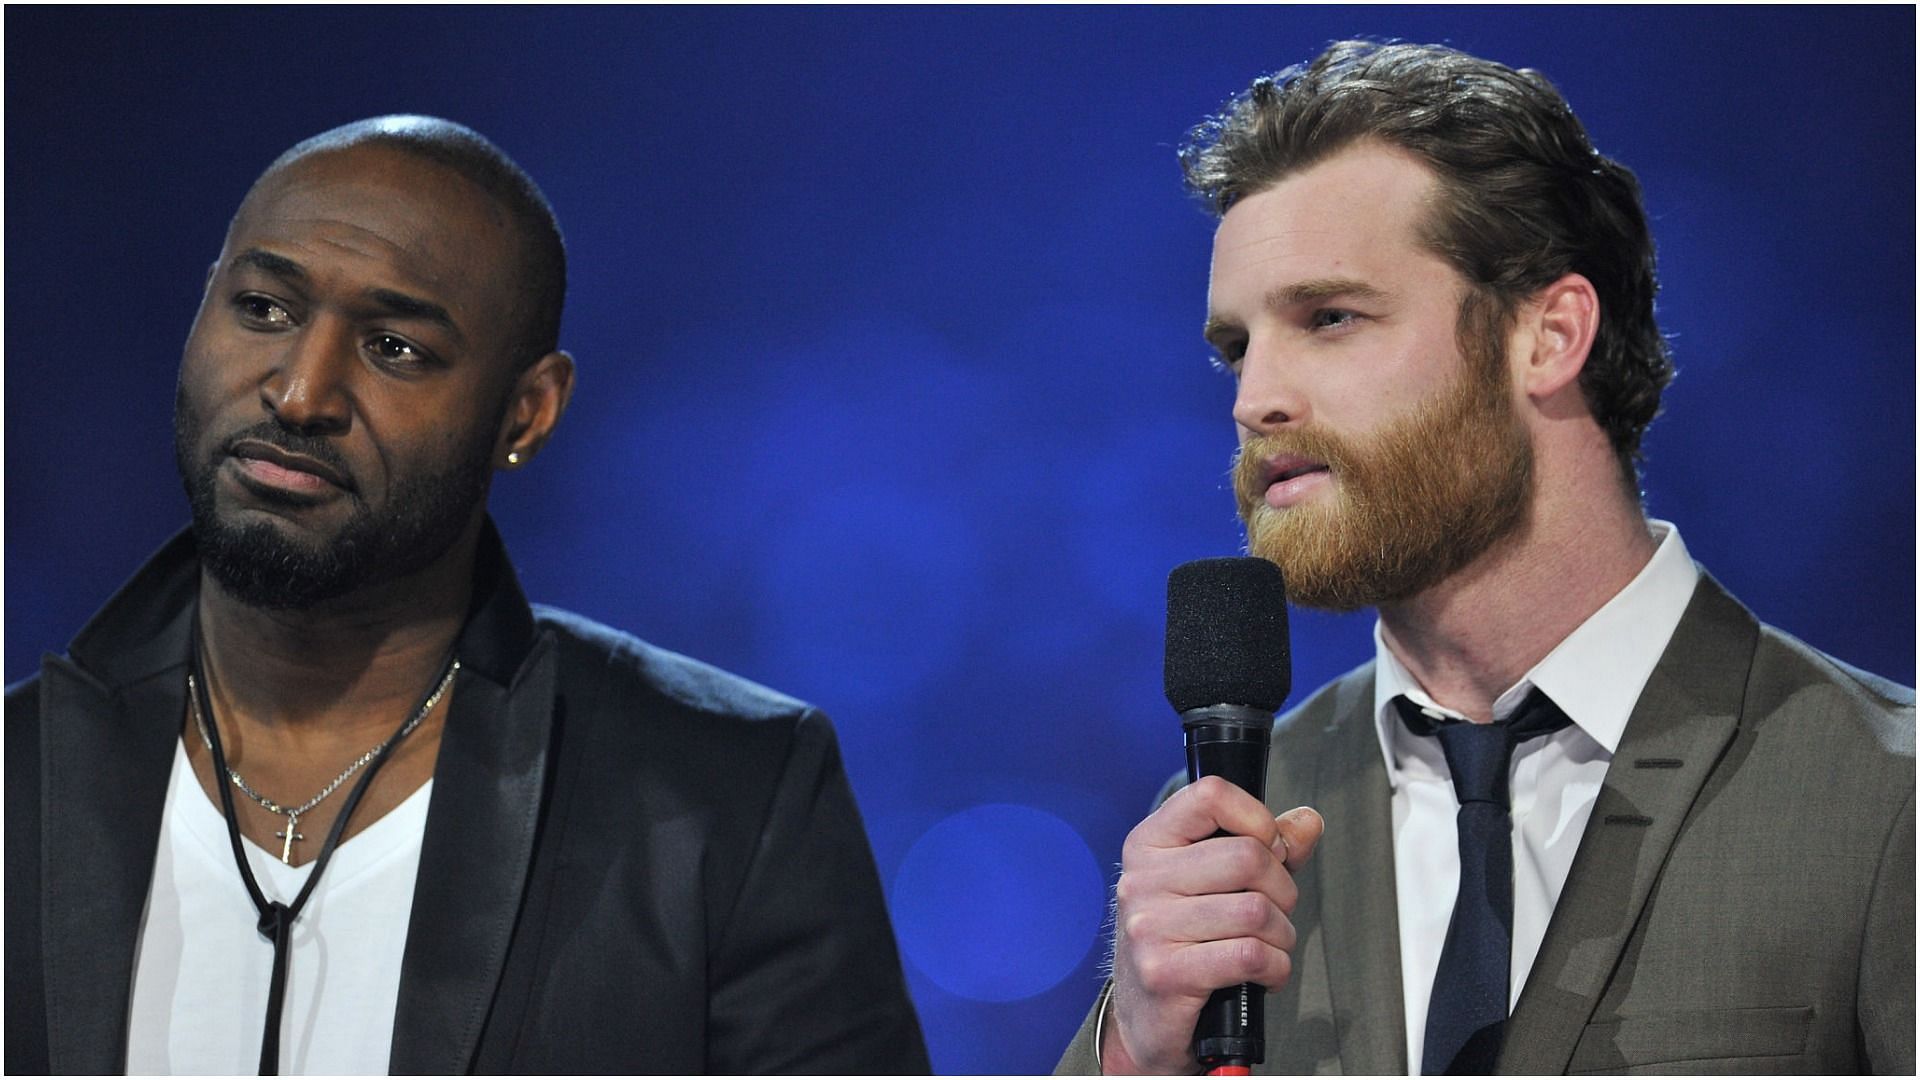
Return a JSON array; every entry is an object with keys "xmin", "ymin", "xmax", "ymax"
[{"xmin": 1394, "ymin": 688, "xmax": 1572, "ymax": 1075}]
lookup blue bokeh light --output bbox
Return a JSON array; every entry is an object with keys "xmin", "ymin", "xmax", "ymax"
[{"xmin": 892, "ymin": 804, "xmax": 1108, "ymax": 1003}]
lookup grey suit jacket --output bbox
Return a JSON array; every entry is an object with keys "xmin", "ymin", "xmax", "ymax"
[{"xmin": 1059, "ymin": 573, "xmax": 1914, "ymax": 1074}]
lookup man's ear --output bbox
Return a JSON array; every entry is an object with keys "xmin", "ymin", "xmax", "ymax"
[
  {"xmin": 496, "ymin": 350, "xmax": 576, "ymax": 468},
  {"xmin": 1516, "ymin": 272, "xmax": 1599, "ymax": 401}
]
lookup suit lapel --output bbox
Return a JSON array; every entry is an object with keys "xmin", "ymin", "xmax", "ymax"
[
  {"xmin": 38, "ymin": 534, "xmax": 200, "ymax": 1074},
  {"xmin": 35, "ymin": 520, "xmax": 554, "ymax": 1073},
  {"xmin": 39, "ymin": 657, "xmax": 182, "ymax": 1074},
  {"xmin": 1500, "ymin": 573, "xmax": 1755, "ymax": 1074},
  {"xmin": 388, "ymin": 631, "xmax": 555, "ymax": 1073},
  {"xmin": 1311, "ymin": 669, "xmax": 1409, "ymax": 1074}
]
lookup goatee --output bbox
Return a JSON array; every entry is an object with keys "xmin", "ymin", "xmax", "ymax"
[{"xmin": 173, "ymin": 388, "xmax": 496, "ymax": 610}]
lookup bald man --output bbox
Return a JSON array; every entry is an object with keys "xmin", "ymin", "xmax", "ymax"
[{"xmin": 6, "ymin": 117, "xmax": 928, "ymax": 1074}]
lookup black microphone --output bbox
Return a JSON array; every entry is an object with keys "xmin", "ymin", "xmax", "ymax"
[{"xmin": 1165, "ymin": 557, "xmax": 1291, "ymax": 1073}]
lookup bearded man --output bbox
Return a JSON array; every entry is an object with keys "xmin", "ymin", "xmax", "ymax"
[
  {"xmin": 5, "ymin": 116, "xmax": 928, "ymax": 1074},
  {"xmin": 1058, "ymin": 42, "xmax": 1913, "ymax": 1075}
]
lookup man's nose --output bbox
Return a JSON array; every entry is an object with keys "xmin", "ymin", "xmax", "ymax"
[
  {"xmin": 261, "ymin": 317, "xmax": 353, "ymax": 436},
  {"xmin": 1230, "ymin": 344, "xmax": 1307, "ymax": 435}
]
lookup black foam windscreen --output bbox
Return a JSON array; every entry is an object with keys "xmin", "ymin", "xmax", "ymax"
[{"xmin": 1164, "ymin": 557, "xmax": 1291, "ymax": 713}]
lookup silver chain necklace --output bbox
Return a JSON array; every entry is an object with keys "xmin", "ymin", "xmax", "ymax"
[{"xmin": 188, "ymin": 659, "xmax": 460, "ymax": 864}]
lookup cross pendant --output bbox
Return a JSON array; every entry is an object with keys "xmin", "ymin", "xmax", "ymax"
[{"xmin": 276, "ymin": 815, "xmax": 305, "ymax": 864}]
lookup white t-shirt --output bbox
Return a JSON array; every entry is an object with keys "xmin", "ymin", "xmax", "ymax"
[{"xmin": 127, "ymin": 740, "xmax": 431, "ymax": 1075}]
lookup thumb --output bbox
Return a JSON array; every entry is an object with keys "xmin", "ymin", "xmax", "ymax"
[{"xmin": 1273, "ymin": 806, "xmax": 1325, "ymax": 872}]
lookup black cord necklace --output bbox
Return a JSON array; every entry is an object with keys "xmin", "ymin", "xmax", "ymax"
[{"xmin": 189, "ymin": 618, "xmax": 457, "ymax": 1075}]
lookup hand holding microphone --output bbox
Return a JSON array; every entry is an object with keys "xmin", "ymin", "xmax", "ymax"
[{"xmin": 1102, "ymin": 559, "xmax": 1326, "ymax": 1076}]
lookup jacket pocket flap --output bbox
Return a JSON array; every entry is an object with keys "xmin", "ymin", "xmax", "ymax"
[{"xmin": 1568, "ymin": 1005, "xmax": 1812, "ymax": 1072}]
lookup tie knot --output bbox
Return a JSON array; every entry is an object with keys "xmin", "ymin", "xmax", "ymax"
[{"xmin": 1392, "ymin": 688, "xmax": 1571, "ymax": 806}]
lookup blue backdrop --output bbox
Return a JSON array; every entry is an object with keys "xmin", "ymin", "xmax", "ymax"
[{"xmin": 7, "ymin": 7, "xmax": 1913, "ymax": 1074}]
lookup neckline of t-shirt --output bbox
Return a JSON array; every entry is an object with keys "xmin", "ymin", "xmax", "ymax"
[{"xmin": 167, "ymin": 738, "xmax": 434, "ymax": 898}]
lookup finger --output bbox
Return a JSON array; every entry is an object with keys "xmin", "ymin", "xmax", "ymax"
[
  {"xmin": 1122, "ymin": 890, "xmax": 1297, "ymax": 953},
  {"xmin": 1122, "ymin": 832, "xmax": 1298, "ymax": 910},
  {"xmin": 1163, "ymin": 936, "xmax": 1295, "ymax": 996},
  {"xmin": 1131, "ymin": 775, "xmax": 1279, "ymax": 851},
  {"xmin": 1274, "ymin": 806, "xmax": 1325, "ymax": 873}
]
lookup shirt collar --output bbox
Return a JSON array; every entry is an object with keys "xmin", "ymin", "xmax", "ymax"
[{"xmin": 1371, "ymin": 519, "xmax": 1700, "ymax": 788}]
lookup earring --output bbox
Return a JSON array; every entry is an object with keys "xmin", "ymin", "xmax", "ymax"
[{"xmin": 506, "ymin": 450, "xmax": 523, "ymax": 466}]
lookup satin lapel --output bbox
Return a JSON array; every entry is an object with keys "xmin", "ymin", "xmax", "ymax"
[
  {"xmin": 1499, "ymin": 574, "xmax": 1754, "ymax": 1074},
  {"xmin": 1312, "ymin": 671, "xmax": 1409, "ymax": 1074},
  {"xmin": 39, "ymin": 657, "xmax": 182, "ymax": 1074},
  {"xmin": 389, "ymin": 632, "xmax": 556, "ymax": 1074}
]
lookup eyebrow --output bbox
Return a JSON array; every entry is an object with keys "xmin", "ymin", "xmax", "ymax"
[
  {"xmin": 1203, "ymin": 277, "xmax": 1397, "ymax": 348},
  {"xmin": 1265, "ymin": 277, "xmax": 1394, "ymax": 308},
  {"xmin": 1201, "ymin": 315, "xmax": 1241, "ymax": 351},
  {"xmin": 229, "ymin": 248, "xmax": 307, "ymax": 282},
  {"xmin": 366, "ymin": 287, "xmax": 461, "ymax": 342},
  {"xmin": 228, "ymin": 248, "xmax": 464, "ymax": 345}
]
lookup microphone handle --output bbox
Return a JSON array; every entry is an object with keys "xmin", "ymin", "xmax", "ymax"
[{"xmin": 1182, "ymin": 704, "xmax": 1274, "ymax": 1070}]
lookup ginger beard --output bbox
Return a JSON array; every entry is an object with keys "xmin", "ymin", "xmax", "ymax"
[{"xmin": 1232, "ymin": 307, "xmax": 1535, "ymax": 611}]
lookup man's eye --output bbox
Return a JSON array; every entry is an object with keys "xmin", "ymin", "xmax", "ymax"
[
  {"xmin": 1209, "ymin": 350, "xmax": 1244, "ymax": 378},
  {"xmin": 368, "ymin": 333, "xmax": 433, "ymax": 367},
  {"xmin": 1208, "ymin": 339, "xmax": 1247, "ymax": 377},
  {"xmin": 235, "ymin": 294, "xmax": 295, "ymax": 328},
  {"xmin": 1309, "ymin": 309, "xmax": 1357, "ymax": 331}
]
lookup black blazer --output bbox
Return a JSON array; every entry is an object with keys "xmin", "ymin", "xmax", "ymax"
[{"xmin": 6, "ymin": 524, "xmax": 930, "ymax": 1073}]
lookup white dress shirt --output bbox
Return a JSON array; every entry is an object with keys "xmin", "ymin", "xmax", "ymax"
[{"xmin": 1371, "ymin": 520, "xmax": 1699, "ymax": 1072}]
